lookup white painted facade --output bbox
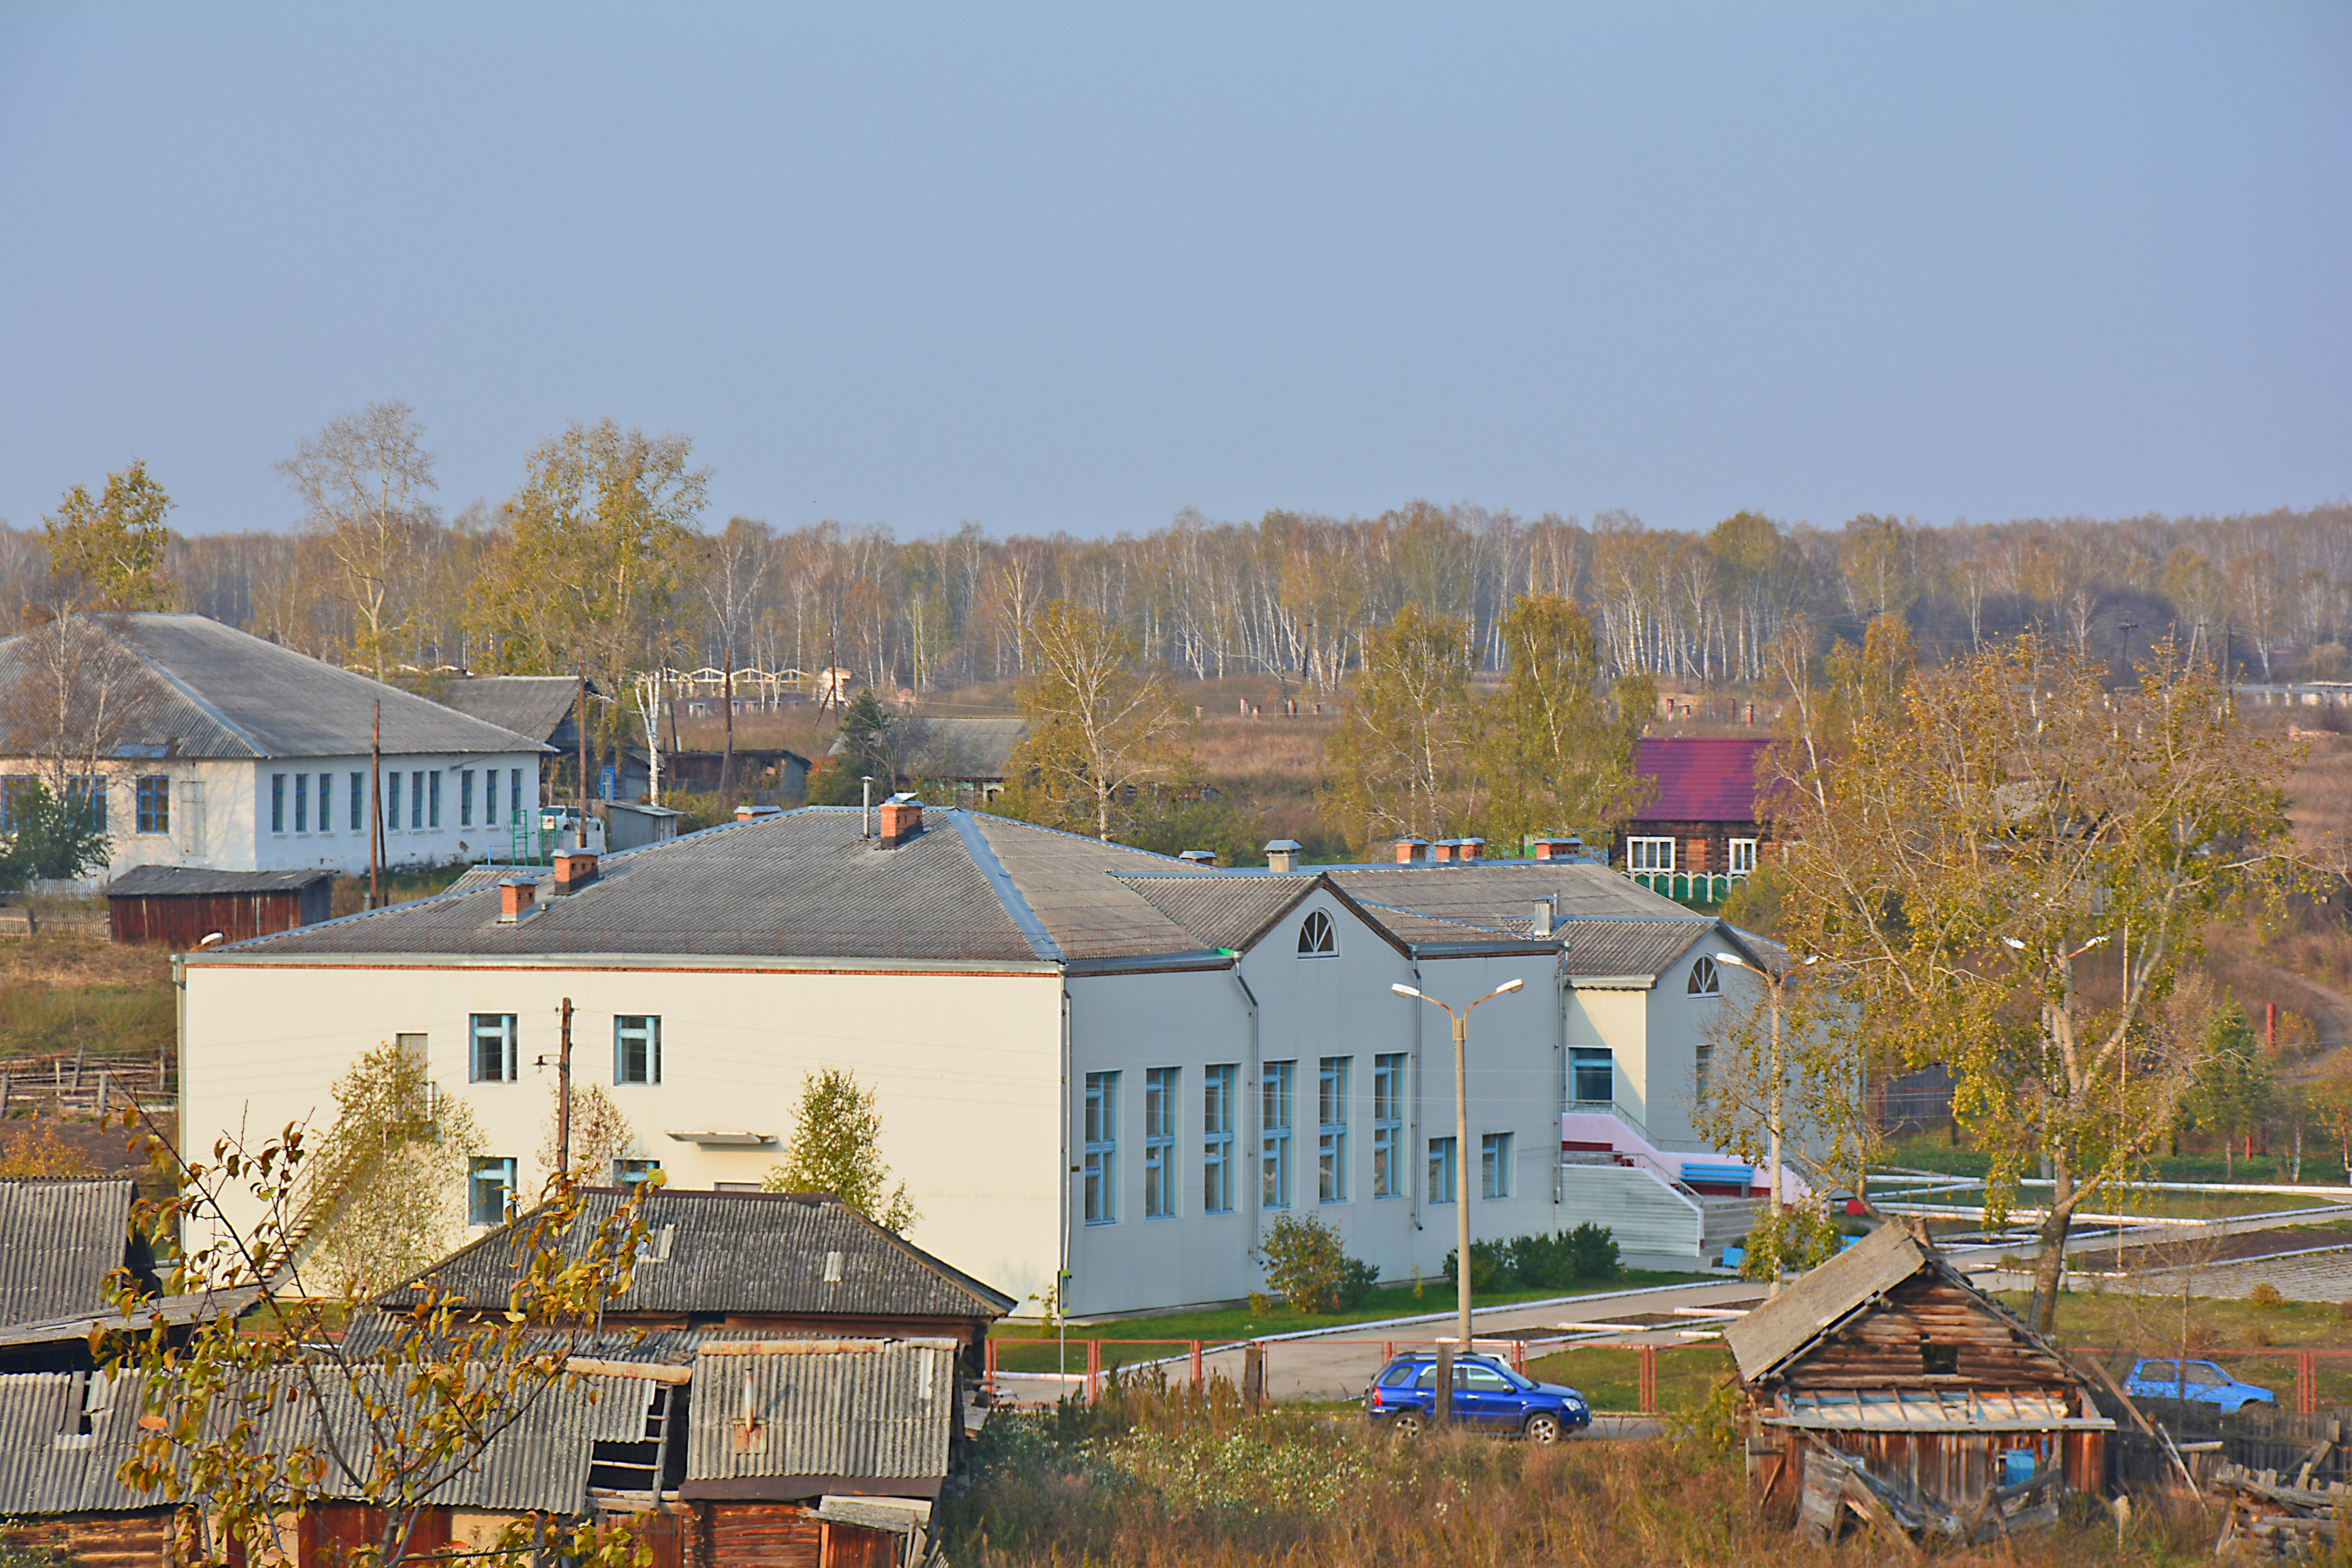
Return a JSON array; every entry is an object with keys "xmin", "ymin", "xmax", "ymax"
[{"xmin": 180, "ymin": 882, "xmax": 1762, "ymax": 1316}]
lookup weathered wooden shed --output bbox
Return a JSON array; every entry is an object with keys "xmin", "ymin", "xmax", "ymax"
[
  {"xmin": 106, "ymin": 866, "xmax": 334, "ymax": 947},
  {"xmin": 1725, "ymin": 1223, "xmax": 2113, "ymax": 1544}
]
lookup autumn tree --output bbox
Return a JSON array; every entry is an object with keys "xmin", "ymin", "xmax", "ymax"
[
  {"xmin": 42, "ymin": 459, "xmax": 175, "ymax": 612},
  {"xmin": 2181, "ymin": 1004, "xmax": 2273, "ymax": 1178},
  {"xmin": 1003, "ymin": 599, "xmax": 1185, "ymax": 840},
  {"xmin": 292, "ymin": 1038, "xmax": 486, "ymax": 1299},
  {"xmin": 276, "ymin": 402, "xmax": 440, "ymax": 679},
  {"xmin": 1768, "ymin": 633, "xmax": 2298, "ymax": 1332},
  {"xmin": 1319, "ymin": 605, "xmax": 1475, "ymax": 853},
  {"xmin": 1475, "ymin": 593, "xmax": 1653, "ymax": 852},
  {"xmin": 761, "ymin": 1065, "xmax": 916, "ymax": 1234},
  {"xmin": 471, "ymin": 419, "xmax": 708, "ymax": 775},
  {"xmin": 537, "ymin": 1079, "xmax": 640, "ymax": 1183}
]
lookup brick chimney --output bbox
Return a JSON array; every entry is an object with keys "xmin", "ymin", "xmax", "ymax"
[
  {"xmin": 552, "ymin": 850, "xmax": 598, "ymax": 894},
  {"xmin": 497, "ymin": 877, "xmax": 537, "ymax": 924},
  {"xmin": 1532, "ymin": 835, "xmax": 1584, "ymax": 860},
  {"xmin": 1392, "ymin": 837, "xmax": 1428, "ymax": 864},
  {"xmin": 1427, "ymin": 840, "xmax": 1457, "ymax": 864},
  {"xmin": 878, "ymin": 793, "xmax": 924, "ymax": 849},
  {"xmin": 1455, "ymin": 837, "xmax": 1485, "ymax": 862}
]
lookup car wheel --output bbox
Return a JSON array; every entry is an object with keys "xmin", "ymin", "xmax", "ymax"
[
  {"xmin": 1390, "ymin": 1411, "xmax": 1424, "ymax": 1439},
  {"xmin": 1524, "ymin": 1412, "xmax": 1563, "ymax": 1445}
]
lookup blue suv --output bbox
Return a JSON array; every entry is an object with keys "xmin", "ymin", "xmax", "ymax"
[
  {"xmin": 1363, "ymin": 1351, "xmax": 1592, "ymax": 1442},
  {"xmin": 2122, "ymin": 1358, "xmax": 2277, "ymax": 1414}
]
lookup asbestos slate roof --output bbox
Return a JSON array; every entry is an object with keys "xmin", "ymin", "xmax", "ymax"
[
  {"xmin": 1116, "ymin": 875, "xmax": 1316, "ymax": 953},
  {"xmin": 684, "ymin": 1341, "xmax": 955, "ymax": 1496},
  {"xmin": 377, "ymin": 1189, "xmax": 1016, "ymax": 1322},
  {"xmin": 434, "ymin": 675, "xmax": 584, "ymax": 747},
  {"xmin": 0, "ymin": 615, "xmax": 549, "ymax": 762},
  {"xmin": 106, "ymin": 866, "xmax": 335, "ymax": 898},
  {"xmin": 1555, "ymin": 919, "xmax": 1713, "ymax": 980},
  {"xmin": 0, "ymin": 1181, "xmax": 136, "ymax": 1326}
]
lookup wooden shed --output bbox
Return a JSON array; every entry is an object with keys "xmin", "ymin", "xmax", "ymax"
[
  {"xmin": 106, "ymin": 866, "xmax": 335, "ymax": 947},
  {"xmin": 1725, "ymin": 1223, "xmax": 2113, "ymax": 1545}
]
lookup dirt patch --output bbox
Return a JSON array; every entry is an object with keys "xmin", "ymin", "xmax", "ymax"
[{"xmin": 2069, "ymin": 1223, "xmax": 2352, "ymax": 1274}]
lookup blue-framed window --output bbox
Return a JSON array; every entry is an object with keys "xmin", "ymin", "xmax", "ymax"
[
  {"xmin": 470, "ymin": 1014, "xmax": 517, "ymax": 1083},
  {"xmin": 293, "ymin": 772, "xmax": 308, "ymax": 833},
  {"xmin": 1262, "ymin": 1060, "xmax": 1296, "ymax": 1210},
  {"xmin": 350, "ymin": 772, "xmax": 364, "ymax": 832},
  {"xmin": 410, "ymin": 770, "xmax": 424, "ymax": 829},
  {"xmin": 427, "ymin": 771, "xmax": 441, "ymax": 829},
  {"xmin": 318, "ymin": 774, "xmax": 333, "ymax": 833},
  {"xmin": 386, "ymin": 771, "xmax": 402, "ymax": 831},
  {"xmin": 1083, "ymin": 1071, "xmax": 1119, "ymax": 1225},
  {"xmin": 510, "ymin": 768, "xmax": 522, "ymax": 823},
  {"xmin": 1144, "ymin": 1067, "xmax": 1177, "ymax": 1220},
  {"xmin": 460, "ymin": 769, "xmax": 474, "ymax": 827},
  {"xmin": 468, "ymin": 1157, "xmax": 517, "ymax": 1226},
  {"xmin": 1318, "ymin": 1056, "xmax": 1350, "ymax": 1203},
  {"xmin": 62, "ymin": 775, "xmax": 107, "ymax": 833},
  {"xmin": 270, "ymin": 773, "xmax": 285, "ymax": 834},
  {"xmin": 1572, "ymin": 1048, "xmax": 1614, "ymax": 1106},
  {"xmin": 135, "ymin": 776, "xmax": 168, "ymax": 834},
  {"xmin": 614, "ymin": 1015, "xmax": 661, "ymax": 1084},
  {"xmin": 1428, "ymin": 1136, "xmax": 1457, "ymax": 1205},
  {"xmin": 1203, "ymin": 1064, "xmax": 1236, "ymax": 1214},
  {"xmin": 1372, "ymin": 1053, "xmax": 1405, "ymax": 1198},
  {"xmin": 1481, "ymin": 1132, "xmax": 1514, "ymax": 1199},
  {"xmin": 614, "ymin": 1157, "xmax": 661, "ymax": 1187}
]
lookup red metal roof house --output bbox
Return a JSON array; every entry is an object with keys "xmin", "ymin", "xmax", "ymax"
[{"xmin": 1616, "ymin": 737, "xmax": 1776, "ymax": 880}]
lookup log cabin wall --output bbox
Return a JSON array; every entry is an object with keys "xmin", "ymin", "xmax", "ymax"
[
  {"xmin": 690, "ymin": 1503, "xmax": 899, "ymax": 1568},
  {"xmin": 1776, "ymin": 1274, "xmax": 2079, "ymax": 1392},
  {"xmin": 0, "ymin": 1511, "xmax": 179, "ymax": 1568}
]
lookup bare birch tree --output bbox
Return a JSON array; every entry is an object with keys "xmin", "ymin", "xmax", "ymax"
[{"xmin": 276, "ymin": 401, "xmax": 441, "ymax": 681}]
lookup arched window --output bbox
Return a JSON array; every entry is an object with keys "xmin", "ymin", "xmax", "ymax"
[
  {"xmin": 1686, "ymin": 955, "xmax": 1720, "ymax": 996},
  {"xmin": 1297, "ymin": 909, "xmax": 1336, "ymax": 957}
]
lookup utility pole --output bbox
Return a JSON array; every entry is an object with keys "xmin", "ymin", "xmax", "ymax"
[
  {"xmin": 575, "ymin": 668, "xmax": 590, "ymax": 850},
  {"xmin": 369, "ymin": 699, "xmax": 381, "ymax": 908},
  {"xmin": 557, "ymin": 997, "xmax": 574, "ymax": 1177}
]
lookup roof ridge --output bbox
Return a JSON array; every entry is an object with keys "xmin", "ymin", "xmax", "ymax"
[
  {"xmin": 117, "ymin": 629, "xmax": 269, "ymax": 757},
  {"xmin": 940, "ymin": 810, "xmax": 1062, "ymax": 962}
]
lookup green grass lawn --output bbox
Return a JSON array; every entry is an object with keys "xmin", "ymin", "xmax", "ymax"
[
  {"xmin": 1877, "ymin": 1139, "xmax": 2352, "ymax": 1189},
  {"xmin": 990, "ymin": 1268, "xmax": 1718, "ymax": 1368},
  {"xmin": 1523, "ymin": 1343, "xmax": 1733, "ymax": 1413}
]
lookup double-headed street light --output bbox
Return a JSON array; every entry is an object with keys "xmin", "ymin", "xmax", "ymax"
[{"xmin": 1392, "ymin": 978, "xmax": 1523, "ymax": 1354}]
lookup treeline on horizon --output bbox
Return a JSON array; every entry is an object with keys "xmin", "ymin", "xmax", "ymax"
[{"xmin": 5, "ymin": 493, "xmax": 2349, "ymax": 696}]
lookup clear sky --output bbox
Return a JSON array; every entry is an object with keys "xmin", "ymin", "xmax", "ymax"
[{"xmin": 2, "ymin": 4, "xmax": 2347, "ymax": 539}]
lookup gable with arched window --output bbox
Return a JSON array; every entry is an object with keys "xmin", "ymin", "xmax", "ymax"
[
  {"xmin": 1296, "ymin": 909, "xmax": 1336, "ymax": 958},
  {"xmin": 1686, "ymin": 954, "xmax": 1720, "ymax": 996}
]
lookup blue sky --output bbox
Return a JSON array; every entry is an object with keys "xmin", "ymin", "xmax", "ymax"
[{"xmin": 2, "ymin": 4, "xmax": 2346, "ymax": 538}]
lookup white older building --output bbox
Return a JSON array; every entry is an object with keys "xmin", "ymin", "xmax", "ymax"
[
  {"xmin": 178, "ymin": 804, "xmax": 1776, "ymax": 1316},
  {"xmin": 0, "ymin": 615, "xmax": 547, "ymax": 878}
]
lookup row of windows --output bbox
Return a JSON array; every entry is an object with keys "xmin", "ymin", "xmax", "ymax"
[
  {"xmin": 466, "ymin": 1154, "xmax": 661, "ymax": 1225},
  {"xmin": 1084, "ymin": 1055, "xmax": 1514, "ymax": 1226},
  {"xmin": 271, "ymin": 769, "xmax": 526, "ymax": 835},
  {"xmin": 1, "ymin": 775, "xmax": 174, "ymax": 835},
  {"xmin": 1624, "ymin": 837, "xmax": 1759, "ymax": 875},
  {"xmin": 470, "ymin": 1013, "xmax": 662, "ymax": 1084}
]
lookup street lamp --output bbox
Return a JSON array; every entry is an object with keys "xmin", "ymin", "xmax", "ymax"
[{"xmin": 1392, "ymin": 978, "xmax": 1523, "ymax": 1354}]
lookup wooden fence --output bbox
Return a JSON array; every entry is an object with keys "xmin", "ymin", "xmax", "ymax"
[{"xmin": 0, "ymin": 1052, "xmax": 171, "ymax": 1118}]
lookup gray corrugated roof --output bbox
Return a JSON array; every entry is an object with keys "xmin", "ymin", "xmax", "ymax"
[
  {"xmin": 0, "ymin": 1371, "xmax": 156, "ymax": 1513},
  {"xmin": 0, "ymin": 616, "xmax": 550, "ymax": 761},
  {"xmin": 1724, "ymin": 1224, "xmax": 1931, "ymax": 1383},
  {"xmin": 1557, "ymin": 919, "xmax": 1713, "ymax": 980},
  {"xmin": 0, "ymin": 1181, "xmax": 134, "ymax": 1326},
  {"xmin": 1326, "ymin": 860, "xmax": 1691, "ymax": 924},
  {"xmin": 377, "ymin": 1189, "xmax": 1015, "ymax": 1321},
  {"xmin": 435, "ymin": 676, "xmax": 584, "ymax": 746},
  {"xmin": 684, "ymin": 1341, "xmax": 954, "ymax": 1494},
  {"xmin": 106, "ymin": 866, "xmax": 336, "ymax": 898},
  {"xmin": 965, "ymin": 817, "xmax": 1216, "ymax": 961},
  {"xmin": 1115, "ymin": 876, "xmax": 1315, "ymax": 952}
]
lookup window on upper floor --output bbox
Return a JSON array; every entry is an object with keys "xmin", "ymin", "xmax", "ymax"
[
  {"xmin": 1084, "ymin": 1071, "xmax": 1119, "ymax": 1225},
  {"xmin": 614, "ymin": 1016, "xmax": 662, "ymax": 1084},
  {"xmin": 1297, "ymin": 909, "xmax": 1336, "ymax": 957},
  {"xmin": 1372, "ymin": 1053, "xmax": 1405, "ymax": 1199},
  {"xmin": 1687, "ymin": 955, "xmax": 1721, "ymax": 996},
  {"xmin": 1570, "ymin": 1047, "xmax": 1613, "ymax": 1106},
  {"xmin": 1626, "ymin": 837, "xmax": 1674, "ymax": 874},
  {"xmin": 470, "ymin": 1014, "xmax": 517, "ymax": 1083},
  {"xmin": 468, "ymin": 1158, "xmax": 517, "ymax": 1227},
  {"xmin": 1202, "ymin": 1064, "xmax": 1236, "ymax": 1215},
  {"xmin": 1144, "ymin": 1067, "xmax": 1178, "ymax": 1220}
]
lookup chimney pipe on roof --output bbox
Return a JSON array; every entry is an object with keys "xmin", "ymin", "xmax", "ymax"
[
  {"xmin": 1455, "ymin": 837, "xmax": 1485, "ymax": 862},
  {"xmin": 1532, "ymin": 835, "xmax": 1583, "ymax": 861},
  {"xmin": 1427, "ymin": 840, "xmax": 1457, "ymax": 864},
  {"xmin": 877, "ymin": 793, "xmax": 924, "ymax": 849},
  {"xmin": 1532, "ymin": 897, "xmax": 1555, "ymax": 939},
  {"xmin": 1177, "ymin": 849, "xmax": 1217, "ymax": 866},
  {"xmin": 1263, "ymin": 839, "xmax": 1302, "ymax": 873},
  {"xmin": 1393, "ymin": 837, "xmax": 1428, "ymax": 865},
  {"xmin": 498, "ymin": 878, "xmax": 537, "ymax": 923},
  {"xmin": 551, "ymin": 851, "xmax": 597, "ymax": 895}
]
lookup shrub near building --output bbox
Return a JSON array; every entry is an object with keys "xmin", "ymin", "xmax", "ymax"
[{"xmin": 1444, "ymin": 1224, "xmax": 1620, "ymax": 1292}]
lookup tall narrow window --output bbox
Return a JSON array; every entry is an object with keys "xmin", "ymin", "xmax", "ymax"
[
  {"xmin": 136, "ymin": 776, "xmax": 169, "ymax": 835},
  {"xmin": 65, "ymin": 776, "xmax": 106, "ymax": 834},
  {"xmin": 470, "ymin": 1014, "xmax": 517, "ymax": 1083},
  {"xmin": 468, "ymin": 1158, "xmax": 517, "ymax": 1226},
  {"xmin": 1318, "ymin": 1056, "xmax": 1350, "ymax": 1202},
  {"xmin": 1203, "ymin": 1064, "xmax": 1236, "ymax": 1214},
  {"xmin": 1571, "ymin": 1048, "xmax": 1614, "ymax": 1105},
  {"xmin": 1262, "ymin": 1060, "xmax": 1296, "ymax": 1210},
  {"xmin": 1144, "ymin": 1067, "xmax": 1178, "ymax": 1220},
  {"xmin": 510, "ymin": 768, "xmax": 523, "ymax": 823},
  {"xmin": 1481, "ymin": 1132, "xmax": 1514, "ymax": 1199},
  {"xmin": 461, "ymin": 769, "xmax": 475, "ymax": 827},
  {"xmin": 270, "ymin": 773, "xmax": 286, "ymax": 834},
  {"xmin": 410, "ymin": 771, "xmax": 424, "ymax": 829},
  {"xmin": 293, "ymin": 772, "xmax": 308, "ymax": 833},
  {"xmin": 387, "ymin": 772, "xmax": 402, "ymax": 831},
  {"xmin": 350, "ymin": 772, "xmax": 364, "ymax": 831},
  {"xmin": 428, "ymin": 771, "xmax": 441, "ymax": 829},
  {"xmin": 319, "ymin": 774, "xmax": 334, "ymax": 833},
  {"xmin": 614, "ymin": 1016, "xmax": 662, "ymax": 1084},
  {"xmin": 1372, "ymin": 1053, "xmax": 1405, "ymax": 1199},
  {"xmin": 1428, "ymin": 1136, "xmax": 1457, "ymax": 1205},
  {"xmin": 1083, "ymin": 1071, "xmax": 1119, "ymax": 1225}
]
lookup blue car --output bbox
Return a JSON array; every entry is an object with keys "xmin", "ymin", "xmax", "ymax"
[
  {"xmin": 1363, "ymin": 1352, "xmax": 1592, "ymax": 1442},
  {"xmin": 2122, "ymin": 1358, "xmax": 2276, "ymax": 1414}
]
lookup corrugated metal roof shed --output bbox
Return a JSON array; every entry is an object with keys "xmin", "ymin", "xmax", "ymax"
[
  {"xmin": 376, "ymin": 1189, "xmax": 1015, "ymax": 1322},
  {"xmin": 107, "ymin": 866, "xmax": 336, "ymax": 897},
  {"xmin": 683, "ymin": 1341, "xmax": 955, "ymax": 1498},
  {"xmin": 0, "ymin": 1181, "xmax": 136, "ymax": 1326},
  {"xmin": 0, "ymin": 616, "xmax": 549, "ymax": 762}
]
